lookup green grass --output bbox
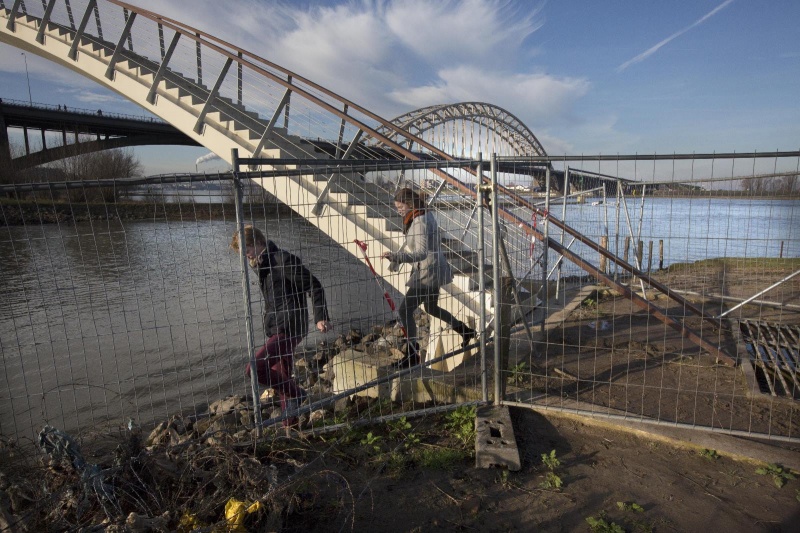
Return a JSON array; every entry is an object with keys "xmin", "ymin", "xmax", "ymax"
[
  {"xmin": 665, "ymin": 257, "xmax": 800, "ymax": 272},
  {"xmin": 444, "ymin": 405, "xmax": 477, "ymax": 448},
  {"xmin": 414, "ymin": 446, "xmax": 469, "ymax": 470},
  {"xmin": 756, "ymin": 463, "xmax": 797, "ymax": 488},
  {"xmin": 699, "ymin": 448, "xmax": 721, "ymax": 460}
]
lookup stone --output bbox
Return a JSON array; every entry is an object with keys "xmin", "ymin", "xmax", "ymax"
[
  {"xmin": 125, "ymin": 511, "xmax": 170, "ymax": 532},
  {"xmin": 474, "ymin": 405, "xmax": 521, "ymax": 471},
  {"xmin": 209, "ymin": 395, "xmax": 246, "ymax": 415},
  {"xmin": 328, "ymin": 348, "xmax": 395, "ymax": 398}
]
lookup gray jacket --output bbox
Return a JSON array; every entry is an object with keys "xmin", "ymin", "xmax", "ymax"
[{"xmin": 388, "ymin": 211, "xmax": 453, "ymax": 289}]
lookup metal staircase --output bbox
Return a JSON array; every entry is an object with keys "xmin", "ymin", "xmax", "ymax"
[{"xmin": 1, "ymin": 0, "xmax": 492, "ymax": 364}]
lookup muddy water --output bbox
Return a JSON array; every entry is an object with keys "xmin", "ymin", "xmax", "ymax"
[{"xmin": 0, "ymin": 218, "xmax": 387, "ymax": 443}]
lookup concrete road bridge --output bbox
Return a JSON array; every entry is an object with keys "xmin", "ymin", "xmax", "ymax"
[
  {"xmin": 0, "ymin": 98, "xmax": 199, "ymax": 169},
  {"xmin": 0, "ymin": 0, "xmax": 726, "ymax": 369}
]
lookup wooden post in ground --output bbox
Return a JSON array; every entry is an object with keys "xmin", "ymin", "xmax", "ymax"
[
  {"xmin": 599, "ymin": 236, "xmax": 608, "ymax": 275},
  {"xmin": 637, "ymin": 240, "xmax": 644, "ymax": 269},
  {"xmin": 647, "ymin": 240, "xmax": 653, "ymax": 275},
  {"xmin": 634, "ymin": 240, "xmax": 644, "ymax": 288},
  {"xmin": 659, "ymin": 239, "xmax": 664, "ymax": 270}
]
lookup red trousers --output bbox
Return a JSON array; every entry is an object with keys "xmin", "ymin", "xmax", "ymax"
[{"xmin": 246, "ymin": 334, "xmax": 303, "ymax": 423}]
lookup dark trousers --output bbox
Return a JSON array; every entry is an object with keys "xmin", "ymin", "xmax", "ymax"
[
  {"xmin": 397, "ymin": 285, "xmax": 466, "ymax": 349},
  {"xmin": 247, "ymin": 334, "xmax": 303, "ymax": 425}
]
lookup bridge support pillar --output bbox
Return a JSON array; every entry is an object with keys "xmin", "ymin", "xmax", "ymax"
[{"xmin": 0, "ymin": 110, "xmax": 13, "ymax": 175}]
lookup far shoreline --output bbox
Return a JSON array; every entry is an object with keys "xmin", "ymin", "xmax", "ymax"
[{"xmin": 0, "ymin": 199, "xmax": 292, "ymax": 226}]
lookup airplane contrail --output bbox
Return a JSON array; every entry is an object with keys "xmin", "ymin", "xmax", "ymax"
[{"xmin": 616, "ymin": 0, "xmax": 735, "ymax": 72}]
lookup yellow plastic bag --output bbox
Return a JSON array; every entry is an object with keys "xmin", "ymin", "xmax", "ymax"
[
  {"xmin": 177, "ymin": 511, "xmax": 204, "ymax": 532},
  {"xmin": 224, "ymin": 498, "xmax": 262, "ymax": 532}
]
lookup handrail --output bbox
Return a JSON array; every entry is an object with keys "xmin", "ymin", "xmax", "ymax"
[
  {"xmin": 107, "ymin": 0, "xmax": 456, "ymax": 162},
  {"xmin": 0, "ymin": 97, "xmax": 165, "ymax": 123}
]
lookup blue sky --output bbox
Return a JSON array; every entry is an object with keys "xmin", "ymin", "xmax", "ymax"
[{"xmin": 1, "ymin": 0, "xmax": 798, "ymax": 175}]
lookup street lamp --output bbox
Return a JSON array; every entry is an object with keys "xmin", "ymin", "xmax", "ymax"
[{"xmin": 20, "ymin": 52, "xmax": 32, "ymax": 105}]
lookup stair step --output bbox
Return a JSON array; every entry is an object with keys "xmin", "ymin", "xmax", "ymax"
[{"xmin": 47, "ymin": 24, "xmax": 70, "ymax": 38}]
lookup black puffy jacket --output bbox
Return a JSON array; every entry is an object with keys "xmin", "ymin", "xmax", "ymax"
[{"xmin": 256, "ymin": 241, "xmax": 329, "ymax": 339}]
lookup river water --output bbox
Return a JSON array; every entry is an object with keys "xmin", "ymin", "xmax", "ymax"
[
  {"xmin": 0, "ymin": 197, "xmax": 797, "ymax": 443},
  {"xmin": 0, "ymin": 216, "xmax": 387, "ymax": 443}
]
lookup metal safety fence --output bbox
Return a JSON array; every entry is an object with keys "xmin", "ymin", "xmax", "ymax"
[{"xmin": 1, "ymin": 151, "xmax": 799, "ymax": 451}]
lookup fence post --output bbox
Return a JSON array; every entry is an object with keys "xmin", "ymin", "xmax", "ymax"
[
  {"xmin": 540, "ymin": 167, "xmax": 551, "ymax": 333},
  {"xmin": 232, "ymin": 148, "xmax": 263, "ymax": 436},
  {"xmin": 491, "ymin": 154, "xmax": 511, "ymax": 404},
  {"xmin": 476, "ymin": 154, "xmax": 488, "ymax": 403},
  {"xmin": 623, "ymin": 236, "xmax": 630, "ymax": 264},
  {"xmin": 659, "ymin": 239, "xmax": 664, "ymax": 270},
  {"xmin": 637, "ymin": 240, "xmax": 644, "ymax": 269},
  {"xmin": 614, "ymin": 179, "xmax": 622, "ymax": 282},
  {"xmin": 556, "ymin": 167, "xmax": 569, "ymax": 299}
]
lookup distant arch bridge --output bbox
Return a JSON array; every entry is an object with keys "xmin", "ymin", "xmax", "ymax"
[{"xmin": 2, "ymin": 98, "xmax": 556, "ymax": 182}]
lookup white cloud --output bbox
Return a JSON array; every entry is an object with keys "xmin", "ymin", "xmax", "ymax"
[
  {"xmin": 126, "ymin": 0, "xmax": 553, "ymax": 121},
  {"xmin": 386, "ymin": 0, "xmax": 543, "ymax": 66},
  {"xmin": 127, "ymin": 0, "xmax": 589, "ymax": 154},
  {"xmin": 0, "ymin": 0, "xmax": 601, "ymax": 160},
  {"xmin": 390, "ymin": 66, "xmax": 590, "ymax": 126},
  {"xmin": 72, "ymin": 91, "xmax": 126, "ymax": 105},
  {"xmin": 267, "ymin": 4, "xmax": 404, "ymax": 111}
]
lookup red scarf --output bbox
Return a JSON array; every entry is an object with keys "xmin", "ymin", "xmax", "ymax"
[{"xmin": 402, "ymin": 209, "xmax": 425, "ymax": 235}]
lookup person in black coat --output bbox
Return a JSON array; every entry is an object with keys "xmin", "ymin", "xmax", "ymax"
[{"xmin": 231, "ymin": 225, "xmax": 332, "ymax": 428}]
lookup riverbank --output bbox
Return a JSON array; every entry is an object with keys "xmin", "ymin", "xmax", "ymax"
[
  {"xmin": 0, "ymin": 199, "xmax": 292, "ymax": 226},
  {"xmin": 2, "ymin": 395, "xmax": 797, "ymax": 532}
]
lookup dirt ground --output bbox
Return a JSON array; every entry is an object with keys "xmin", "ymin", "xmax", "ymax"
[
  {"xmin": 282, "ymin": 407, "xmax": 800, "ymax": 533},
  {"xmin": 5, "ymin": 404, "xmax": 797, "ymax": 532},
  {"xmin": 503, "ymin": 258, "xmax": 800, "ymax": 440}
]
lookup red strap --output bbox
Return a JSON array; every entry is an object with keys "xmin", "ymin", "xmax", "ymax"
[
  {"xmin": 354, "ymin": 239, "xmax": 378, "ymax": 275},
  {"xmin": 354, "ymin": 239, "xmax": 405, "ymax": 336}
]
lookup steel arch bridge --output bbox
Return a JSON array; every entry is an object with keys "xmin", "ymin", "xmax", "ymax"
[{"xmin": 375, "ymin": 102, "xmax": 548, "ymax": 159}]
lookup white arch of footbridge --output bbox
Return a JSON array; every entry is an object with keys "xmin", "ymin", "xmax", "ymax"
[
  {"xmin": 375, "ymin": 102, "xmax": 548, "ymax": 159},
  {"xmin": 0, "ymin": 0, "xmax": 735, "ymax": 366}
]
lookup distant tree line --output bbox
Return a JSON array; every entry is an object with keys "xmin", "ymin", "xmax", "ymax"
[
  {"xmin": 1, "ymin": 139, "xmax": 142, "ymax": 203},
  {"xmin": 740, "ymin": 174, "xmax": 799, "ymax": 195}
]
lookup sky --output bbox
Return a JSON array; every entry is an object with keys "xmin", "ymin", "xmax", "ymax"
[{"xmin": 1, "ymin": 0, "xmax": 798, "ymax": 176}]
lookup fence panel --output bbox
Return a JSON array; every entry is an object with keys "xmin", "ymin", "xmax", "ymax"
[
  {"xmin": 495, "ymin": 153, "xmax": 799, "ymax": 442},
  {"xmin": 1, "ymin": 151, "xmax": 798, "ymax": 447}
]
